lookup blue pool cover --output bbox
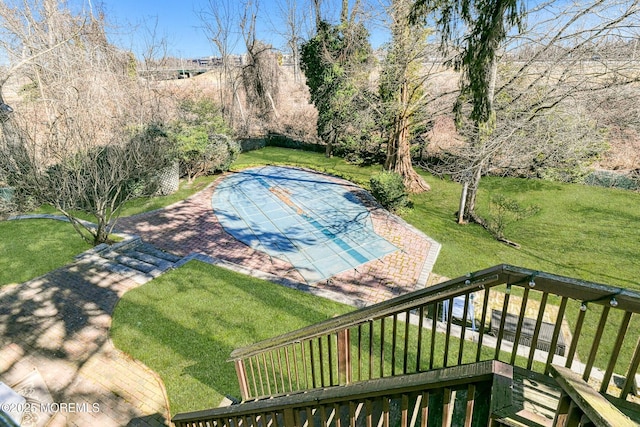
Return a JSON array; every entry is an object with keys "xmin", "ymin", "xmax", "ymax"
[{"xmin": 212, "ymin": 166, "xmax": 398, "ymax": 283}]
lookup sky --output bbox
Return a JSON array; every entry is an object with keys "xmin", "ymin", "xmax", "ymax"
[
  {"xmin": 100, "ymin": 0, "xmax": 390, "ymax": 60},
  {"xmin": 103, "ymin": 0, "xmax": 238, "ymax": 59},
  {"xmin": 101, "ymin": 0, "xmax": 336, "ymax": 59}
]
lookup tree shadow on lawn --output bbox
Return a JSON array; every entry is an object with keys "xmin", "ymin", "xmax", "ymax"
[{"xmin": 0, "ymin": 262, "xmax": 169, "ymax": 425}]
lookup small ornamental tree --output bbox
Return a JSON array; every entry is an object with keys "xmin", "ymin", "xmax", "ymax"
[{"xmin": 2, "ymin": 123, "xmax": 175, "ymax": 245}]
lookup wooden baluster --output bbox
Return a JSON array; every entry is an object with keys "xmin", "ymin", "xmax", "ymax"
[
  {"xmin": 583, "ymin": 305, "xmax": 610, "ymax": 382},
  {"xmin": 465, "ymin": 384, "xmax": 476, "ymax": 427},
  {"xmin": 319, "ymin": 336, "xmax": 326, "ymax": 387},
  {"xmin": 420, "ymin": 391, "xmax": 429, "ymax": 427},
  {"xmin": 416, "ymin": 305, "xmax": 425, "ymax": 372},
  {"xmin": 510, "ymin": 288, "xmax": 530, "ymax": 365},
  {"xmin": 600, "ymin": 311, "xmax": 632, "ymax": 393},
  {"xmin": 284, "ymin": 347, "xmax": 293, "ymax": 392},
  {"xmin": 476, "ymin": 288, "xmax": 491, "ymax": 363},
  {"xmin": 444, "ymin": 297, "xmax": 454, "ymax": 367},
  {"xmin": 369, "ymin": 321, "xmax": 374, "ymax": 380},
  {"xmin": 392, "ymin": 313, "xmax": 398, "ymax": 376},
  {"xmin": 263, "ymin": 353, "xmax": 272, "ymax": 396},
  {"xmin": 544, "ymin": 296, "xmax": 568, "ymax": 375},
  {"xmin": 565, "ymin": 304, "xmax": 587, "ymax": 369},
  {"xmin": 403, "ymin": 309, "xmax": 411, "ymax": 374},
  {"xmin": 357, "ymin": 325, "xmax": 363, "ymax": 382},
  {"xmin": 494, "ymin": 289, "xmax": 511, "ymax": 360},
  {"xmin": 269, "ymin": 351, "xmax": 278, "ymax": 395},
  {"xmin": 527, "ymin": 292, "xmax": 549, "ymax": 371},
  {"xmin": 249, "ymin": 356, "xmax": 258, "ymax": 399},
  {"xmin": 309, "ymin": 339, "xmax": 317, "ymax": 389},
  {"xmin": 338, "ymin": 329, "xmax": 351, "ymax": 385},
  {"xmin": 430, "ymin": 304, "xmax": 437, "ymax": 370},
  {"xmin": 401, "ymin": 394, "xmax": 409, "ymax": 427},
  {"xmin": 622, "ymin": 336, "xmax": 640, "ymax": 397},
  {"xmin": 328, "ymin": 334, "xmax": 335, "ymax": 386},
  {"xmin": 380, "ymin": 317, "xmax": 386, "ymax": 378},
  {"xmin": 459, "ymin": 294, "xmax": 471, "ymax": 366}
]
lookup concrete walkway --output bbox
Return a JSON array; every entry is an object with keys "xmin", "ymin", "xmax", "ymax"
[{"xmin": 1, "ymin": 168, "xmax": 440, "ymax": 426}]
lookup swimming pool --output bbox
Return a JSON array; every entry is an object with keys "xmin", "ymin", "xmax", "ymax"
[{"xmin": 212, "ymin": 166, "xmax": 397, "ymax": 283}]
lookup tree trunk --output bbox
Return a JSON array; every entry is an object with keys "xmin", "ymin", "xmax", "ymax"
[
  {"xmin": 313, "ymin": 0, "xmax": 322, "ymax": 30},
  {"xmin": 463, "ymin": 157, "xmax": 484, "ymax": 220},
  {"xmin": 460, "ymin": 56, "xmax": 498, "ymax": 220},
  {"xmin": 384, "ymin": 80, "xmax": 430, "ymax": 193}
]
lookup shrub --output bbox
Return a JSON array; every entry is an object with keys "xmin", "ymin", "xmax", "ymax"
[
  {"xmin": 170, "ymin": 99, "xmax": 237, "ymax": 182},
  {"xmin": 583, "ymin": 170, "xmax": 640, "ymax": 191},
  {"xmin": 370, "ymin": 171, "xmax": 409, "ymax": 211},
  {"xmin": 206, "ymin": 134, "xmax": 241, "ymax": 173}
]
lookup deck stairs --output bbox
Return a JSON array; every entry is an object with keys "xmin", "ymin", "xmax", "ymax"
[{"xmin": 172, "ymin": 264, "xmax": 640, "ymax": 427}]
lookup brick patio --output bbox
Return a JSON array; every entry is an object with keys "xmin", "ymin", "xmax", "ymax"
[{"xmin": 117, "ymin": 168, "xmax": 441, "ymax": 305}]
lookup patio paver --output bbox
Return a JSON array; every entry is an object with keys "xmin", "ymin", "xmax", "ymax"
[
  {"xmin": 0, "ymin": 260, "xmax": 170, "ymax": 426},
  {"xmin": 117, "ymin": 167, "xmax": 441, "ymax": 305}
]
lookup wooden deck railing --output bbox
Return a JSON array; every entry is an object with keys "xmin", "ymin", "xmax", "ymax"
[
  {"xmin": 230, "ymin": 264, "xmax": 640, "ymax": 402},
  {"xmin": 173, "ymin": 360, "xmax": 514, "ymax": 427},
  {"xmin": 550, "ymin": 365, "xmax": 638, "ymax": 427}
]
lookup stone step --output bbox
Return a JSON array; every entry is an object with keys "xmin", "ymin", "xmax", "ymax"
[
  {"xmin": 122, "ymin": 249, "xmax": 174, "ymax": 271},
  {"xmin": 101, "ymin": 252, "xmax": 169, "ymax": 279},
  {"xmin": 133, "ymin": 243, "xmax": 182, "ymax": 263},
  {"xmin": 79, "ymin": 255, "xmax": 153, "ymax": 285}
]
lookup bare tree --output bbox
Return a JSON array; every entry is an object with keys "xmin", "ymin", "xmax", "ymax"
[
  {"xmin": 415, "ymin": 0, "xmax": 640, "ymax": 237},
  {"xmin": 0, "ymin": 0, "xmax": 175, "ymax": 244},
  {"xmin": 198, "ymin": 0, "xmax": 245, "ymax": 125},
  {"xmin": 240, "ymin": 0, "xmax": 281, "ymax": 128},
  {"xmin": 273, "ymin": 0, "xmax": 305, "ymax": 82},
  {"xmin": 139, "ymin": 16, "xmax": 170, "ymax": 74}
]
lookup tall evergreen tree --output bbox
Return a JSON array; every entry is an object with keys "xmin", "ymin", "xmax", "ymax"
[
  {"xmin": 300, "ymin": 20, "xmax": 374, "ymax": 157},
  {"xmin": 411, "ymin": 0, "xmax": 526, "ymax": 220}
]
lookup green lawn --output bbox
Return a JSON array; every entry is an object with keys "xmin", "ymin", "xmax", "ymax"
[
  {"xmin": 110, "ymin": 261, "xmax": 353, "ymax": 414},
  {"xmin": 0, "ymin": 219, "xmax": 92, "ymax": 286}
]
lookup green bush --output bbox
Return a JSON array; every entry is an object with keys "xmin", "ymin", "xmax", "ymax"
[
  {"xmin": 370, "ymin": 171, "xmax": 409, "ymax": 211},
  {"xmin": 583, "ymin": 170, "xmax": 640, "ymax": 191},
  {"xmin": 170, "ymin": 99, "xmax": 237, "ymax": 182},
  {"xmin": 206, "ymin": 134, "xmax": 241, "ymax": 173}
]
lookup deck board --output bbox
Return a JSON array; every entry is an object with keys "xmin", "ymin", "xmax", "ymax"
[{"xmin": 498, "ymin": 368, "xmax": 563, "ymax": 427}]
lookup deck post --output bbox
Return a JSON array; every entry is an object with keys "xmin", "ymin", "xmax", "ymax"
[
  {"xmin": 338, "ymin": 329, "xmax": 351, "ymax": 385},
  {"xmin": 235, "ymin": 359, "xmax": 250, "ymax": 401}
]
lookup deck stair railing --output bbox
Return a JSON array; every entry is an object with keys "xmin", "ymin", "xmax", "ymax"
[
  {"xmin": 550, "ymin": 365, "xmax": 638, "ymax": 427},
  {"xmin": 172, "ymin": 360, "xmax": 514, "ymax": 427},
  {"xmin": 228, "ymin": 264, "xmax": 640, "ymax": 403}
]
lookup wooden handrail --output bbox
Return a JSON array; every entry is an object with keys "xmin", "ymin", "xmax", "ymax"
[
  {"xmin": 230, "ymin": 265, "xmax": 640, "ymax": 361},
  {"xmin": 173, "ymin": 360, "xmax": 513, "ymax": 426},
  {"xmin": 229, "ymin": 264, "xmax": 640, "ymax": 402},
  {"xmin": 228, "ymin": 265, "xmax": 503, "ymax": 360},
  {"xmin": 550, "ymin": 365, "xmax": 639, "ymax": 427}
]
